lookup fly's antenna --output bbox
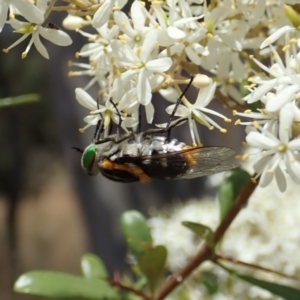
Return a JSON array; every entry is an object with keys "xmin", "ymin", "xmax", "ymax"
[
  {"xmin": 72, "ymin": 147, "xmax": 83, "ymax": 153},
  {"xmin": 165, "ymin": 75, "xmax": 195, "ymax": 140},
  {"xmin": 109, "ymin": 98, "xmax": 122, "ymax": 138}
]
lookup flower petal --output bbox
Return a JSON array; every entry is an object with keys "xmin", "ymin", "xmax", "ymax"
[
  {"xmin": 266, "ymin": 84, "xmax": 299, "ymax": 112},
  {"xmin": 33, "ymin": 33, "xmax": 49, "ymax": 59},
  {"xmin": 244, "ymin": 79, "xmax": 277, "ymax": 104},
  {"xmin": 0, "ymin": 2, "xmax": 9, "ymax": 32},
  {"xmin": 246, "ymin": 131, "xmax": 278, "ymax": 149},
  {"xmin": 279, "ymin": 103, "xmax": 294, "ymax": 143},
  {"xmin": 145, "ymin": 57, "xmax": 172, "ymax": 72},
  {"xmin": 145, "ymin": 102, "xmax": 154, "ymax": 123},
  {"xmin": 39, "ymin": 27, "xmax": 72, "ymax": 46},
  {"xmin": 275, "ymin": 166, "xmax": 287, "ymax": 192},
  {"xmin": 92, "ymin": 0, "xmax": 113, "ymax": 28},
  {"xmin": 260, "ymin": 25, "xmax": 294, "ymax": 49},
  {"xmin": 140, "ymin": 30, "xmax": 157, "ymax": 62},
  {"xmin": 12, "ymin": 0, "xmax": 44, "ymax": 24},
  {"xmin": 167, "ymin": 26, "xmax": 186, "ymax": 39},
  {"xmin": 137, "ymin": 70, "xmax": 152, "ymax": 106},
  {"xmin": 75, "ymin": 88, "xmax": 96, "ymax": 110}
]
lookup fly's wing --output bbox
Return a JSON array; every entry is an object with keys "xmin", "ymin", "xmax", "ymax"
[
  {"xmin": 116, "ymin": 146, "xmax": 238, "ymax": 180},
  {"xmin": 172, "ymin": 162, "xmax": 239, "ymax": 179}
]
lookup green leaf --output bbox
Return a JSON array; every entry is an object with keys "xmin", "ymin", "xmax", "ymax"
[
  {"xmin": 138, "ymin": 245, "xmax": 167, "ymax": 293},
  {"xmin": 246, "ymin": 100, "xmax": 263, "ymax": 111},
  {"xmin": 200, "ymin": 272, "xmax": 218, "ymax": 295},
  {"xmin": 121, "ymin": 210, "xmax": 153, "ymax": 257},
  {"xmin": 0, "ymin": 94, "xmax": 40, "ymax": 107},
  {"xmin": 181, "ymin": 221, "xmax": 214, "ymax": 248},
  {"xmin": 14, "ymin": 271, "xmax": 118, "ymax": 299},
  {"xmin": 218, "ymin": 168, "xmax": 251, "ymax": 221},
  {"xmin": 81, "ymin": 253, "xmax": 108, "ymax": 279},
  {"xmin": 239, "ymin": 79, "xmax": 250, "ymax": 98},
  {"xmin": 220, "ymin": 264, "xmax": 300, "ymax": 300}
]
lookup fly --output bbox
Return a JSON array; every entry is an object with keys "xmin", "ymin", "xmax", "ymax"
[{"xmin": 76, "ymin": 76, "xmax": 238, "ymax": 182}]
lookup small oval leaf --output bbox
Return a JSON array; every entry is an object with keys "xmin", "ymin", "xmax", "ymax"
[
  {"xmin": 138, "ymin": 245, "xmax": 167, "ymax": 293},
  {"xmin": 121, "ymin": 210, "xmax": 153, "ymax": 257},
  {"xmin": 182, "ymin": 221, "xmax": 214, "ymax": 248},
  {"xmin": 14, "ymin": 271, "xmax": 118, "ymax": 299},
  {"xmin": 219, "ymin": 168, "xmax": 251, "ymax": 221},
  {"xmin": 81, "ymin": 253, "xmax": 108, "ymax": 279}
]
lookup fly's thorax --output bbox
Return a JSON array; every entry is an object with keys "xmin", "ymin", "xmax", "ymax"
[
  {"xmin": 161, "ymin": 138, "xmax": 186, "ymax": 153},
  {"xmin": 119, "ymin": 134, "xmax": 187, "ymax": 158}
]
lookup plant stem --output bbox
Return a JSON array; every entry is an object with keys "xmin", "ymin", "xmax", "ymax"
[
  {"xmin": 215, "ymin": 254, "xmax": 300, "ymax": 281},
  {"xmin": 156, "ymin": 178, "xmax": 257, "ymax": 300},
  {"xmin": 106, "ymin": 278, "xmax": 152, "ymax": 300}
]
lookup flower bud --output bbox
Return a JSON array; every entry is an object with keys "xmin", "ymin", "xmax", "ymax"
[
  {"xmin": 192, "ymin": 74, "xmax": 212, "ymax": 89},
  {"xmin": 62, "ymin": 15, "xmax": 90, "ymax": 30}
]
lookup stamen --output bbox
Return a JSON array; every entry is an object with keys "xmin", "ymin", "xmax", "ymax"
[
  {"xmin": 242, "ymin": 153, "xmax": 249, "ymax": 160},
  {"xmin": 250, "ymin": 177, "xmax": 257, "ymax": 183}
]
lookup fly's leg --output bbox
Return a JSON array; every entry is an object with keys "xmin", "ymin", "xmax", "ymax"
[
  {"xmin": 165, "ymin": 75, "xmax": 195, "ymax": 141},
  {"xmin": 94, "ymin": 132, "xmax": 134, "ymax": 145},
  {"xmin": 142, "ymin": 118, "xmax": 188, "ymax": 137},
  {"xmin": 93, "ymin": 96, "xmax": 104, "ymax": 142},
  {"xmin": 109, "ymin": 98, "xmax": 122, "ymax": 139}
]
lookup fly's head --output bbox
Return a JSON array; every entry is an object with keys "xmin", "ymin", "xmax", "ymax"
[{"xmin": 81, "ymin": 144, "xmax": 100, "ymax": 176}]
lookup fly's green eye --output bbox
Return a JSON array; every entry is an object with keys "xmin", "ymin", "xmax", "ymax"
[{"xmin": 81, "ymin": 145, "xmax": 98, "ymax": 175}]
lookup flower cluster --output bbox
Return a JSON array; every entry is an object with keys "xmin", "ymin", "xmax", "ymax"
[
  {"xmin": 3, "ymin": 0, "xmax": 300, "ymax": 191},
  {"xmin": 149, "ymin": 176, "xmax": 300, "ymax": 299},
  {"xmin": 1, "ymin": 0, "xmax": 72, "ymax": 58},
  {"xmin": 234, "ymin": 26, "xmax": 300, "ymax": 192}
]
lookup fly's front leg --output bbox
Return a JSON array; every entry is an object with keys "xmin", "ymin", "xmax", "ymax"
[
  {"xmin": 95, "ymin": 132, "xmax": 134, "ymax": 145},
  {"xmin": 142, "ymin": 118, "xmax": 188, "ymax": 138},
  {"xmin": 165, "ymin": 75, "xmax": 195, "ymax": 141}
]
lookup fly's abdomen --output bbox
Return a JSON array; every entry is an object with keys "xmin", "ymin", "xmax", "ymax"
[{"xmin": 138, "ymin": 139, "xmax": 190, "ymax": 179}]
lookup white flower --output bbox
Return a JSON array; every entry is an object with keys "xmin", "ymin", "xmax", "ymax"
[
  {"xmin": 245, "ymin": 104, "xmax": 300, "ymax": 192},
  {"xmin": 111, "ymin": 30, "xmax": 172, "ymax": 107},
  {"xmin": 113, "ymin": 2, "xmax": 149, "ymax": 46},
  {"xmin": 244, "ymin": 35, "xmax": 300, "ymax": 112},
  {"xmin": 3, "ymin": 19, "xmax": 72, "ymax": 59},
  {"xmin": 0, "ymin": 0, "xmax": 44, "ymax": 32},
  {"xmin": 92, "ymin": 0, "xmax": 127, "ymax": 29},
  {"xmin": 164, "ymin": 81, "xmax": 231, "ymax": 144},
  {"xmin": 75, "ymin": 88, "xmax": 137, "ymax": 132}
]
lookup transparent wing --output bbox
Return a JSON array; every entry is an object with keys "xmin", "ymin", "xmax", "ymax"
[{"xmin": 116, "ymin": 146, "xmax": 238, "ymax": 180}]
